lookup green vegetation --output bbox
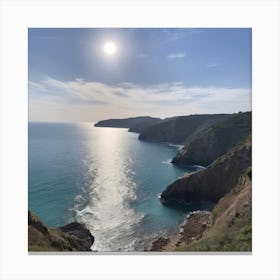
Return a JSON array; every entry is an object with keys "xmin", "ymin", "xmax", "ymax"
[
  {"xmin": 138, "ymin": 114, "xmax": 230, "ymax": 144},
  {"xmin": 177, "ymin": 217, "xmax": 251, "ymax": 251},
  {"xmin": 175, "ymin": 169, "xmax": 252, "ymax": 252},
  {"xmin": 172, "ymin": 112, "xmax": 252, "ymax": 166}
]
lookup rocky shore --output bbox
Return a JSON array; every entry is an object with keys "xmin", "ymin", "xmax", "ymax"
[
  {"xmin": 153, "ymin": 167, "xmax": 252, "ymax": 252},
  {"xmin": 28, "ymin": 210, "xmax": 94, "ymax": 251},
  {"xmin": 151, "ymin": 211, "xmax": 212, "ymax": 251}
]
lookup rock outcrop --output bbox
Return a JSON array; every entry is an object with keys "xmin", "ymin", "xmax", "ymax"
[
  {"xmin": 28, "ymin": 210, "xmax": 94, "ymax": 251},
  {"xmin": 138, "ymin": 114, "xmax": 230, "ymax": 145},
  {"xmin": 161, "ymin": 136, "xmax": 251, "ymax": 205},
  {"xmin": 151, "ymin": 210, "xmax": 212, "ymax": 251},
  {"xmin": 152, "ymin": 168, "xmax": 252, "ymax": 252},
  {"xmin": 181, "ymin": 168, "xmax": 252, "ymax": 251},
  {"xmin": 172, "ymin": 112, "xmax": 251, "ymax": 166}
]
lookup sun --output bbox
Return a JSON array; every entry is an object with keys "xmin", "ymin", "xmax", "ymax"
[{"xmin": 103, "ymin": 42, "xmax": 117, "ymax": 56}]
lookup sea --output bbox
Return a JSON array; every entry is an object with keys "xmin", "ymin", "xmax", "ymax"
[{"xmin": 28, "ymin": 122, "xmax": 211, "ymax": 252}]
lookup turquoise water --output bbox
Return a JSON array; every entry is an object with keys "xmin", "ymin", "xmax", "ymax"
[{"xmin": 29, "ymin": 122, "xmax": 209, "ymax": 251}]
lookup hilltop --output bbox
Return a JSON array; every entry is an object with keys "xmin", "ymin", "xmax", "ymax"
[{"xmin": 172, "ymin": 112, "xmax": 251, "ymax": 166}]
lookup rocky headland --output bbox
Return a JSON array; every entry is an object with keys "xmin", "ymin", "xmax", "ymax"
[
  {"xmin": 161, "ymin": 135, "xmax": 251, "ymax": 205},
  {"xmin": 93, "ymin": 112, "xmax": 252, "ymax": 251},
  {"xmin": 28, "ymin": 210, "xmax": 94, "ymax": 251},
  {"xmin": 152, "ymin": 167, "xmax": 251, "ymax": 251},
  {"xmin": 138, "ymin": 114, "xmax": 230, "ymax": 145},
  {"xmin": 171, "ymin": 112, "xmax": 251, "ymax": 167},
  {"xmin": 94, "ymin": 116, "xmax": 161, "ymax": 133}
]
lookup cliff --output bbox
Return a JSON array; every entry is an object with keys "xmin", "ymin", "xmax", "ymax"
[
  {"xmin": 180, "ymin": 168, "xmax": 252, "ymax": 251},
  {"xmin": 94, "ymin": 116, "xmax": 161, "ymax": 133},
  {"xmin": 161, "ymin": 136, "xmax": 251, "ymax": 204},
  {"xmin": 138, "ymin": 114, "xmax": 230, "ymax": 145},
  {"xmin": 172, "ymin": 112, "xmax": 251, "ymax": 166},
  {"xmin": 152, "ymin": 168, "xmax": 251, "ymax": 252},
  {"xmin": 28, "ymin": 210, "xmax": 94, "ymax": 251}
]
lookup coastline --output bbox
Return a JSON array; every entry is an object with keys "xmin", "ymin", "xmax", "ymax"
[{"xmin": 28, "ymin": 113, "xmax": 252, "ymax": 252}]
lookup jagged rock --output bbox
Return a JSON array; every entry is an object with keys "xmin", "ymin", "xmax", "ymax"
[
  {"xmin": 161, "ymin": 136, "xmax": 251, "ymax": 205},
  {"xmin": 152, "ymin": 168, "xmax": 252, "ymax": 252},
  {"xmin": 183, "ymin": 168, "xmax": 252, "ymax": 251},
  {"xmin": 28, "ymin": 210, "xmax": 94, "ymax": 251}
]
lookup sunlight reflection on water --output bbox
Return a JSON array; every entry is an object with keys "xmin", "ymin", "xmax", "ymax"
[{"xmin": 75, "ymin": 126, "xmax": 144, "ymax": 251}]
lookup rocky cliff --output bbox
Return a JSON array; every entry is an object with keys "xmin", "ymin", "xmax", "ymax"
[
  {"xmin": 161, "ymin": 136, "xmax": 251, "ymax": 204},
  {"xmin": 172, "ymin": 112, "xmax": 251, "ymax": 166},
  {"xmin": 138, "ymin": 114, "xmax": 230, "ymax": 145},
  {"xmin": 28, "ymin": 210, "xmax": 94, "ymax": 251},
  {"xmin": 152, "ymin": 168, "xmax": 251, "ymax": 251},
  {"xmin": 181, "ymin": 168, "xmax": 252, "ymax": 251}
]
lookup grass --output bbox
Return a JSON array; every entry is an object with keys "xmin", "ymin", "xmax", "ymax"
[{"xmin": 176, "ymin": 215, "xmax": 252, "ymax": 252}]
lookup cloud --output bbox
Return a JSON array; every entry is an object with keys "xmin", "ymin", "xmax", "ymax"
[
  {"xmin": 206, "ymin": 63, "xmax": 219, "ymax": 68},
  {"xmin": 162, "ymin": 30, "xmax": 186, "ymax": 42},
  {"xmin": 114, "ymin": 91, "xmax": 128, "ymax": 97},
  {"xmin": 167, "ymin": 52, "xmax": 186, "ymax": 59},
  {"xmin": 161, "ymin": 29, "xmax": 204, "ymax": 44},
  {"xmin": 29, "ymin": 77, "xmax": 251, "ymax": 122}
]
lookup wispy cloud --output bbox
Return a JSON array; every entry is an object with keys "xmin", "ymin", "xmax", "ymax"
[
  {"xmin": 163, "ymin": 30, "xmax": 186, "ymax": 42},
  {"xmin": 29, "ymin": 77, "xmax": 251, "ymax": 122},
  {"xmin": 206, "ymin": 63, "xmax": 219, "ymax": 68},
  {"xmin": 167, "ymin": 52, "xmax": 186, "ymax": 59},
  {"xmin": 161, "ymin": 29, "xmax": 204, "ymax": 44}
]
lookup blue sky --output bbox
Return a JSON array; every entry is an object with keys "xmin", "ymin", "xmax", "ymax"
[{"xmin": 29, "ymin": 28, "xmax": 251, "ymax": 122}]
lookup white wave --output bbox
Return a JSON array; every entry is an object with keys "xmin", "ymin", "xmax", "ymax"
[
  {"xmin": 192, "ymin": 165, "xmax": 206, "ymax": 170},
  {"xmin": 168, "ymin": 144, "xmax": 184, "ymax": 150},
  {"xmin": 161, "ymin": 158, "xmax": 172, "ymax": 165}
]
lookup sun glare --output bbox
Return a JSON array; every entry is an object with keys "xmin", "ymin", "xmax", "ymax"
[{"xmin": 104, "ymin": 42, "xmax": 117, "ymax": 56}]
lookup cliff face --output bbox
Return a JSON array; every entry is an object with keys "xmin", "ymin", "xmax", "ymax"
[
  {"xmin": 138, "ymin": 114, "xmax": 230, "ymax": 145},
  {"xmin": 161, "ymin": 136, "xmax": 251, "ymax": 204},
  {"xmin": 172, "ymin": 112, "xmax": 252, "ymax": 167},
  {"xmin": 181, "ymin": 169, "xmax": 252, "ymax": 251},
  {"xmin": 28, "ymin": 210, "xmax": 94, "ymax": 251},
  {"xmin": 94, "ymin": 116, "xmax": 161, "ymax": 133},
  {"xmin": 152, "ymin": 168, "xmax": 251, "ymax": 252}
]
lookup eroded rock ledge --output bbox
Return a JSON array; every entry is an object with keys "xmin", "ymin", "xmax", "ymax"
[
  {"xmin": 151, "ymin": 211, "xmax": 212, "ymax": 251},
  {"xmin": 28, "ymin": 210, "xmax": 94, "ymax": 251},
  {"xmin": 152, "ymin": 168, "xmax": 252, "ymax": 252},
  {"xmin": 161, "ymin": 136, "xmax": 251, "ymax": 205}
]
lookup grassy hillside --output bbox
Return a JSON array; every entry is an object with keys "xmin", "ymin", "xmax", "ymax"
[
  {"xmin": 138, "ymin": 114, "xmax": 230, "ymax": 145},
  {"xmin": 172, "ymin": 112, "xmax": 252, "ymax": 166},
  {"xmin": 177, "ymin": 168, "xmax": 252, "ymax": 251}
]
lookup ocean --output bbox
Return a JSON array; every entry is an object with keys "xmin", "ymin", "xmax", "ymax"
[{"xmin": 28, "ymin": 122, "xmax": 210, "ymax": 251}]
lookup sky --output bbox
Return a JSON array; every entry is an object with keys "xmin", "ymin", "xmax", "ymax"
[{"xmin": 28, "ymin": 28, "xmax": 252, "ymax": 122}]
